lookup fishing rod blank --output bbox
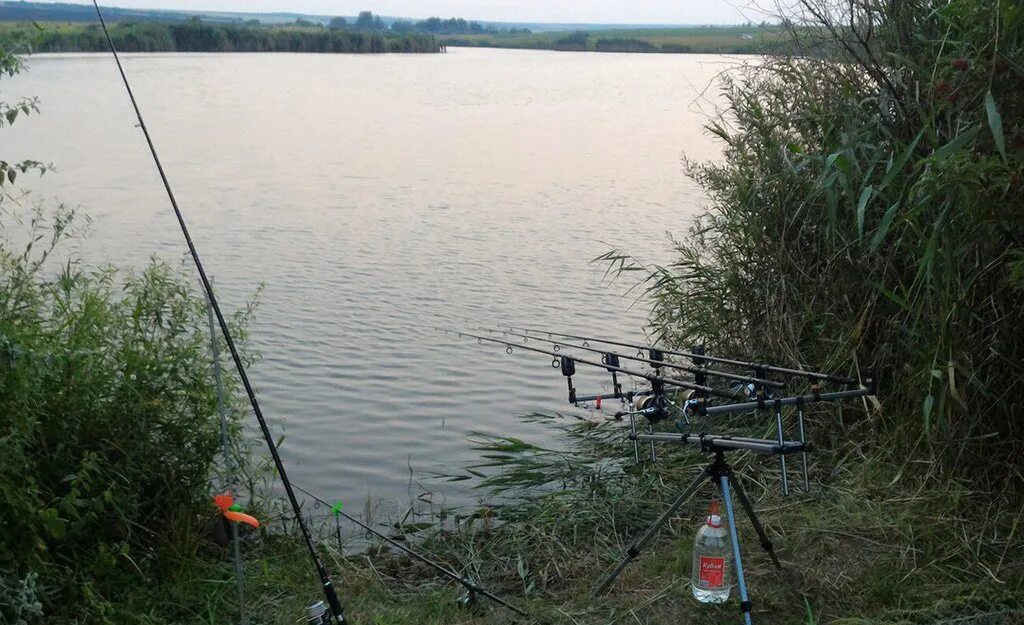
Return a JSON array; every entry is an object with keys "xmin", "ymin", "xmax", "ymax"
[
  {"xmin": 630, "ymin": 432, "xmax": 809, "ymax": 455},
  {"xmin": 91, "ymin": 3, "xmax": 346, "ymax": 621},
  {"xmin": 291, "ymin": 485, "xmax": 529, "ymax": 618},
  {"xmin": 509, "ymin": 326, "xmax": 858, "ymax": 386},
  {"xmin": 440, "ymin": 328, "xmax": 739, "ymax": 401},
  {"xmin": 483, "ymin": 328, "xmax": 786, "ymax": 389},
  {"xmin": 691, "ymin": 386, "xmax": 874, "ymax": 417}
]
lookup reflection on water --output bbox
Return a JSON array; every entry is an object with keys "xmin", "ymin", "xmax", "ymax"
[{"xmin": 4, "ymin": 48, "xmax": 733, "ymax": 511}]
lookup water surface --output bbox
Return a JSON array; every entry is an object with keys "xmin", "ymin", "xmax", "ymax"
[{"xmin": 4, "ymin": 48, "xmax": 731, "ymax": 512}]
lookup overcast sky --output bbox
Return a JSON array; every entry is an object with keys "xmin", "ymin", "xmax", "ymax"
[{"xmin": 42, "ymin": 0, "xmax": 770, "ymax": 24}]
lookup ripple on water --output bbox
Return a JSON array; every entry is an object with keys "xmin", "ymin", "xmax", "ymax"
[{"xmin": 6, "ymin": 48, "xmax": 732, "ymax": 511}]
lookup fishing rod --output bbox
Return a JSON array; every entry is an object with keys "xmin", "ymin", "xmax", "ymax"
[
  {"xmin": 690, "ymin": 385, "xmax": 875, "ymax": 417},
  {"xmin": 439, "ymin": 328, "xmax": 741, "ymax": 401},
  {"xmin": 482, "ymin": 327, "xmax": 786, "ymax": 389},
  {"xmin": 630, "ymin": 432, "xmax": 810, "ymax": 455},
  {"xmin": 509, "ymin": 326, "xmax": 858, "ymax": 386},
  {"xmin": 291, "ymin": 485, "xmax": 529, "ymax": 619},
  {"xmin": 91, "ymin": 3, "xmax": 346, "ymax": 621}
]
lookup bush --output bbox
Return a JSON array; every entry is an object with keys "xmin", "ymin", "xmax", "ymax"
[{"xmin": 0, "ymin": 207, "xmax": 254, "ymax": 620}]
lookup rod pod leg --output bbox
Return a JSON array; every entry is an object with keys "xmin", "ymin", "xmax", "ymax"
[
  {"xmin": 773, "ymin": 400, "xmax": 789, "ymax": 496},
  {"xmin": 719, "ymin": 475, "xmax": 754, "ymax": 625},
  {"xmin": 592, "ymin": 466, "xmax": 711, "ymax": 596},
  {"xmin": 627, "ymin": 408, "xmax": 641, "ymax": 464},
  {"xmin": 728, "ymin": 472, "xmax": 782, "ymax": 570},
  {"xmin": 796, "ymin": 400, "xmax": 810, "ymax": 492}
]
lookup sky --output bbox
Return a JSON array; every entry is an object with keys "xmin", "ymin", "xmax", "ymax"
[{"xmin": 37, "ymin": 0, "xmax": 770, "ymax": 25}]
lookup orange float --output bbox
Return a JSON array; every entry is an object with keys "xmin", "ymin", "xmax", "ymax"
[{"xmin": 214, "ymin": 493, "xmax": 260, "ymax": 528}]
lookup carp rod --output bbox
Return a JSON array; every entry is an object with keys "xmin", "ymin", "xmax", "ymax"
[
  {"xmin": 480, "ymin": 327, "xmax": 786, "ymax": 389},
  {"xmin": 439, "ymin": 328, "xmax": 742, "ymax": 401},
  {"xmin": 508, "ymin": 326, "xmax": 859, "ymax": 386},
  {"xmin": 290, "ymin": 484, "xmax": 529, "ymax": 618},
  {"xmin": 91, "ymin": 2, "xmax": 346, "ymax": 621}
]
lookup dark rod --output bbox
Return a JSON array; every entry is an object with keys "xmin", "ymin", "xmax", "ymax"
[
  {"xmin": 91, "ymin": 3, "xmax": 346, "ymax": 621},
  {"xmin": 509, "ymin": 326, "xmax": 858, "ymax": 386},
  {"xmin": 291, "ymin": 485, "xmax": 529, "ymax": 618},
  {"xmin": 441, "ymin": 329, "xmax": 739, "ymax": 400},
  {"xmin": 485, "ymin": 328, "xmax": 786, "ymax": 389},
  {"xmin": 698, "ymin": 387, "xmax": 873, "ymax": 417},
  {"xmin": 631, "ymin": 432, "xmax": 809, "ymax": 455},
  {"xmin": 575, "ymin": 390, "xmax": 653, "ymax": 404}
]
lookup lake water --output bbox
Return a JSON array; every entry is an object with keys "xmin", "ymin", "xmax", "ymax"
[{"xmin": 4, "ymin": 48, "xmax": 732, "ymax": 515}]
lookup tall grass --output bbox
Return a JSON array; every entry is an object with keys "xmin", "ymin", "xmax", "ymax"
[{"xmin": 602, "ymin": 0, "xmax": 1024, "ymax": 469}]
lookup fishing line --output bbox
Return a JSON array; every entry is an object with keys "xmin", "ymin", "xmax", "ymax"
[
  {"xmin": 291, "ymin": 484, "xmax": 530, "ymax": 618},
  {"xmin": 90, "ymin": 2, "xmax": 346, "ymax": 621}
]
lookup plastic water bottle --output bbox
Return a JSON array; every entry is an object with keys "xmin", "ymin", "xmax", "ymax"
[{"xmin": 691, "ymin": 500, "xmax": 733, "ymax": 603}]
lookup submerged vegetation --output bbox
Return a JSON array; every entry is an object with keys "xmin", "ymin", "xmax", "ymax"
[{"xmin": 3, "ymin": 1, "xmax": 1024, "ymax": 624}]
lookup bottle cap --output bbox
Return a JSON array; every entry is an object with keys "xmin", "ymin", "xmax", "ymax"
[{"xmin": 707, "ymin": 500, "xmax": 723, "ymax": 528}]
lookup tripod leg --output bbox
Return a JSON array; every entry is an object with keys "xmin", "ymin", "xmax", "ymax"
[
  {"xmin": 628, "ymin": 411, "xmax": 640, "ymax": 464},
  {"xmin": 796, "ymin": 403, "xmax": 809, "ymax": 492},
  {"xmin": 728, "ymin": 472, "xmax": 782, "ymax": 570},
  {"xmin": 720, "ymin": 475, "xmax": 754, "ymax": 625},
  {"xmin": 592, "ymin": 466, "xmax": 710, "ymax": 596}
]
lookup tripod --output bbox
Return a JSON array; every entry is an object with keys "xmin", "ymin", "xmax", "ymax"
[{"xmin": 593, "ymin": 447, "xmax": 784, "ymax": 625}]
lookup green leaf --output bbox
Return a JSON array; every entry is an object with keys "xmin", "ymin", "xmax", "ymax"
[
  {"xmin": 805, "ymin": 597, "xmax": 818, "ymax": 625},
  {"xmin": 856, "ymin": 185, "xmax": 873, "ymax": 238},
  {"xmin": 40, "ymin": 508, "xmax": 67, "ymax": 539},
  {"xmin": 922, "ymin": 395, "xmax": 935, "ymax": 431},
  {"xmin": 985, "ymin": 92, "xmax": 1006, "ymax": 161},
  {"xmin": 931, "ymin": 126, "xmax": 979, "ymax": 162},
  {"xmin": 880, "ymin": 130, "xmax": 923, "ymax": 190},
  {"xmin": 7, "ymin": 169, "xmax": 15, "ymax": 184},
  {"xmin": 870, "ymin": 202, "xmax": 900, "ymax": 252}
]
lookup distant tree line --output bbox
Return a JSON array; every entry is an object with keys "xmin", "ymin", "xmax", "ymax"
[
  {"xmin": 12, "ymin": 19, "xmax": 441, "ymax": 53},
  {"xmin": 594, "ymin": 37, "xmax": 659, "ymax": 53},
  {"xmin": 553, "ymin": 30, "xmax": 589, "ymax": 51},
  {"xmin": 321, "ymin": 11, "xmax": 531, "ymax": 35},
  {"xmin": 398, "ymin": 16, "xmax": 529, "ymax": 35}
]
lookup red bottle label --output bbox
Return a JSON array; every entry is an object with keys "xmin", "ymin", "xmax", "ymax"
[{"xmin": 699, "ymin": 556, "xmax": 725, "ymax": 587}]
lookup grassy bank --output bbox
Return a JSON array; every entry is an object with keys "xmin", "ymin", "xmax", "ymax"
[
  {"xmin": 0, "ymin": 20, "xmax": 441, "ymax": 53},
  {"xmin": 129, "ymin": 413, "xmax": 1024, "ymax": 624},
  {"xmin": 439, "ymin": 25, "xmax": 786, "ymax": 54}
]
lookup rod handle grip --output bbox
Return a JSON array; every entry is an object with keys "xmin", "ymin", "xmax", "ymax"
[{"xmin": 324, "ymin": 581, "xmax": 346, "ymax": 624}]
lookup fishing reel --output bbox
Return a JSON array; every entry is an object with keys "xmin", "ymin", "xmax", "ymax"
[
  {"xmin": 730, "ymin": 366, "xmax": 778, "ymax": 409},
  {"xmin": 633, "ymin": 394, "xmax": 665, "ymax": 422}
]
